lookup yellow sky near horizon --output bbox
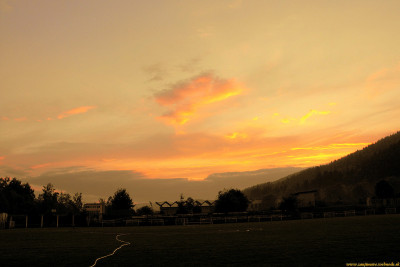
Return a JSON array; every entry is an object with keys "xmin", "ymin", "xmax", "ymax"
[{"xmin": 1, "ymin": 0, "xmax": 400, "ymax": 188}]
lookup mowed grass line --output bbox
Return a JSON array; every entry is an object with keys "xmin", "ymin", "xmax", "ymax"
[{"xmin": 1, "ymin": 215, "xmax": 400, "ymax": 266}]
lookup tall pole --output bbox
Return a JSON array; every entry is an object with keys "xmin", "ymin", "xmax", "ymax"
[{"xmin": 25, "ymin": 215, "xmax": 28, "ymax": 228}]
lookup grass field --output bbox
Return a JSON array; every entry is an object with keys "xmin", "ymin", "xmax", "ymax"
[{"xmin": 1, "ymin": 215, "xmax": 400, "ymax": 266}]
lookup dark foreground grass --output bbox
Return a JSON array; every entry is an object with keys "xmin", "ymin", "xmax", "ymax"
[{"xmin": 1, "ymin": 215, "xmax": 400, "ymax": 266}]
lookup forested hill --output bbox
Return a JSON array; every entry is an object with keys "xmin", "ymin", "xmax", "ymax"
[{"xmin": 243, "ymin": 131, "xmax": 400, "ymax": 206}]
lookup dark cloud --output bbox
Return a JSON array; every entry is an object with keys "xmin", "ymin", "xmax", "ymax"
[
  {"xmin": 205, "ymin": 167, "xmax": 304, "ymax": 188},
  {"xmin": 22, "ymin": 167, "xmax": 302, "ymax": 204},
  {"xmin": 0, "ymin": 165, "xmax": 29, "ymax": 177},
  {"xmin": 178, "ymin": 57, "xmax": 202, "ymax": 73},
  {"xmin": 142, "ymin": 63, "xmax": 168, "ymax": 82}
]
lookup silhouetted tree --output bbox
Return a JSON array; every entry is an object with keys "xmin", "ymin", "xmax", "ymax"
[
  {"xmin": 38, "ymin": 183, "xmax": 59, "ymax": 214},
  {"xmin": 108, "ymin": 188, "xmax": 134, "ymax": 217},
  {"xmin": 0, "ymin": 177, "xmax": 35, "ymax": 214},
  {"xmin": 136, "ymin": 206, "xmax": 153, "ymax": 216},
  {"xmin": 215, "ymin": 189, "xmax": 249, "ymax": 213},
  {"xmin": 57, "ymin": 192, "xmax": 73, "ymax": 214},
  {"xmin": 261, "ymin": 194, "xmax": 277, "ymax": 210},
  {"xmin": 279, "ymin": 195, "xmax": 298, "ymax": 212},
  {"xmin": 177, "ymin": 196, "xmax": 196, "ymax": 214},
  {"xmin": 375, "ymin": 180, "xmax": 395, "ymax": 199},
  {"xmin": 71, "ymin": 192, "xmax": 83, "ymax": 214}
]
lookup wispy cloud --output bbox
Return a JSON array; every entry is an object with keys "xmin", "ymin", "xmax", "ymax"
[
  {"xmin": 142, "ymin": 63, "xmax": 167, "ymax": 82},
  {"xmin": 178, "ymin": 58, "xmax": 201, "ymax": 73},
  {"xmin": 14, "ymin": 117, "xmax": 28, "ymax": 122},
  {"xmin": 281, "ymin": 118, "xmax": 294, "ymax": 124},
  {"xmin": 57, "ymin": 106, "xmax": 96, "ymax": 120},
  {"xmin": 291, "ymin": 143, "xmax": 371, "ymax": 151},
  {"xmin": 31, "ymin": 163, "xmax": 53, "ymax": 170},
  {"xmin": 154, "ymin": 73, "xmax": 244, "ymax": 126},
  {"xmin": 287, "ymin": 153, "xmax": 347, "ymax": 162},
  {"xmin": 0, "ymin": 165, "xmax": 28, "ymax": 177},
  {"xmin": 226, "ymin": 132, "xmax": 248, "ymax": 140},
  {"xmin": 366, "ymin": 62, "xmax": 400, "ymax": 97},
  {"xmin": 300, "ymin": 110, "xmax": 330, "ymax": 124}
]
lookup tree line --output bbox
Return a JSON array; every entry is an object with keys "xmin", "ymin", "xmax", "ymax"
[
  {"xmin": 0, "ymin": 177, "xmax": 136, "ymax": 216},
  {"xmin": 1, "ymin": 177, "xmax": 250, "ymax": 216}
]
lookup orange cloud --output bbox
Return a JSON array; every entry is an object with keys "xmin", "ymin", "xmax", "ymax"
[
  {"xmin": 1, "ymin": 116, "xmax": 9, "ymax": 121},
  {"xmin": 0, "ymin": 156, "xmax": 5, "ymax": 161},
  {"xmin": 57, "ymin": 106, "xmax": 96, "ymax": 119},
  {"xmin": 19, "ymin": 129, "xmax": 375, "ymax": 181},
  {"xmin": 291, "ymin": 143, "xmax": 371, "ymax": 151},
  {"xmin": 14, "ymin": 117, "xmax": 27, "ymax": 122},
  {"xmin": 287, "ymin": 153, "xmax": 348, "ymax": 162},
  {"xmin": 155, "ymin": 73, "xmax": 244, "ymax": 126},
  {"xmin": 31, "ymin": 163, "xmax": 53, "ymax": 169}
]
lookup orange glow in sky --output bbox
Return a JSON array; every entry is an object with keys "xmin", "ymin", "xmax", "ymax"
[
  {"xmin": 155, "ymin": 73, "xmax": 244, "ymax": 126},
  {"xmin": 1, "ymin": 1, "xmax": 400, "ymax": 202},
  {"xmin": 57, "ymin": 106, "xmax": 97, "ymax": 120}
]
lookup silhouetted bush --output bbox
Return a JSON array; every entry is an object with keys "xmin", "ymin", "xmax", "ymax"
[{"xmin": 215, "ymin": 189, "xmax": 249, "ymax": 213}]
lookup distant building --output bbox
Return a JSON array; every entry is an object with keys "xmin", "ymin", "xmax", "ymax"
[
  {"xmin": 195, "ymin": 200, "xmax": 215, "ymax": 214},
  {"xmin": 368, "ymin": 197, "xmax": 400, "ymax": 208},
  {"xmin": 155, "ymin": 201, "xmax": 179, "ymax": 216},
  {"xmin": 84, "ymin": 203, "xmax": 105, "ymax": 216},
  {"xmin": 155, "ymin": 200, "xmax": 215, "ymax": 215},
  {"xmin": 248, "ymin": 200, "xmax": 262, "ymax": 211},
  {"xmin": 293, "ymin": 190, "xmax": 318, "ymax": 208}
]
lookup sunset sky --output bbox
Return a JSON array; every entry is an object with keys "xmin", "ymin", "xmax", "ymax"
[{"xmin": 1, "ymin": 0, "xmax": 400, "ymax": 202}]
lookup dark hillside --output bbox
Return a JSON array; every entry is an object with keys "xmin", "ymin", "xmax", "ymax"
[{"xmin": 244, "ymin": 131, "xmax": 400, "ymax": 207}]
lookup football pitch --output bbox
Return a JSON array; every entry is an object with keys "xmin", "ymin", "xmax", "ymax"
[{"xmin": 1, "ymin": 215, "xmax": 400, "ymax": 266}]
